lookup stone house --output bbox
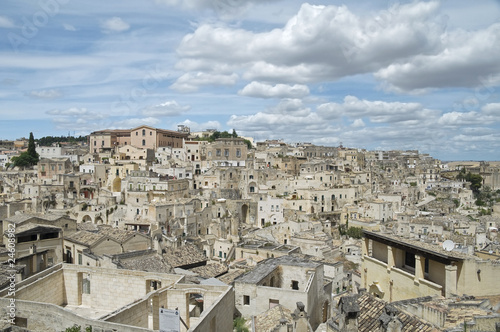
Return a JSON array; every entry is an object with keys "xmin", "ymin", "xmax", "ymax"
[
  {"xmin": 362, "ymin": 230, "xmax": 500, "ymax": 302},
  {"xmin": 234, "ymin": 255, "xmax": 332, "ymax": 331}
]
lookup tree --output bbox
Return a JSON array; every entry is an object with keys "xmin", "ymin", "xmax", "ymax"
[
  {"xmin": 27, "ymin": 132, "xmax": 39, "ymax": 163},
  {"xmin": 233, "ymin": 317, "xmax": 249, "ymax": 332},
  {"xmin": 465, "ymin": 172, "xmax": 482, "ymax": 196},
  {"xmin": 11, "ymin": 132, "xmax": 39, "ymax": 168}
]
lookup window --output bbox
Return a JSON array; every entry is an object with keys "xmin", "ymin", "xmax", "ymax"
[
  {"xmin": 243, "ymin": 295, "xmax": 250, "ymax": 305},
  {"xmin": 236, "ymin": 149, "xmax": 241, "ymax": 157},
  {"xmin": 142, "ymin": 129, "xmax": 146, "ymax": 136},
  {"xmin": 150, "ymin": 131, "xmax": 152, "ymax": 135},
  {"xmin": 224, "ymin": 149, "xmax": 229, "ymax": 157},
  {"xmin": 78, "ymin": 252, "xmax": 82, "ymax": 265},
  {"xmin": 216, "ymin": 149, "xmax": 221, "ymax": 156},
  {"xmin": 404, "ymin": 251, "xmax": 415, "ymax": 269},
  {"xmin": 291, "ymin": 280, "xmax": 299, "ymax": 290},
  {"xmin": 142, "ymin": 139, "xmax": 146, "ymax": 146}
]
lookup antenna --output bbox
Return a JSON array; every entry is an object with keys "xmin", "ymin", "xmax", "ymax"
[{"xmin": 442, "ymin": 240, "xmax": 455, "ymax": 251}]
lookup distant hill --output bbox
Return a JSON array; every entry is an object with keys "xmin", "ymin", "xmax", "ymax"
[{"xmin": 36, "ymin": 135, "xmax": 87, "ymax": 146}]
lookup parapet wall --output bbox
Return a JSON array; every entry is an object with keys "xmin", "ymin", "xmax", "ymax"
[{"xmin": 0, "ymin": 299, "xmax": 151, "ymax": 332}]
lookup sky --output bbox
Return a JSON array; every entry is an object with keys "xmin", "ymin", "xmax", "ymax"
[{"xmin": 1, "ymin": 0, "xmax": 500, "ymax": 161}]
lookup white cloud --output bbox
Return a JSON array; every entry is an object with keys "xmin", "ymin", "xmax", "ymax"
[
  {"xmin": 175, "ymin": 2, "xmax": 446, "ymax": 85},
  {"xmin": 171, "ymin": 72, "xmax": 238, "ymax": 92},
  {"xmin": 375, "ymin": 23, "xmax": 500, "ymax": 92},
  {"xmin": 317, "ymin": 96, "xmax": 436, "ymax": 123},
  {"xmin": 178, "ymin": 119, "xmax": 221, "ymax": 132},
  {"xmin": 112, "ymin": 117, "xmax": 160, "ymax": 128},
  {"xmin": 101, "ymin": 17, "xmax": 130, "ymax": 33},
  {"xmin": 351, "ymin": 119, "xmax": 365, "ymax": 128},
  {"xmin": 28, "ymin": 89, "xmax": 62, "ymax": 100},
  {"xmin": 174, "ymin": 1, "xmax": 500, "ymax": 93},
  {"xmin": 0, "ymin": 16, "xmax": 15, "ymax": 28},
  {"xmin": 141, "ymin": 100, "xmax": 190, "ymax": 117},
  {"xmin": 63, "ymin": 23, "xmax": 77, "ymax": 31},
  {"xmin": 47, "ymin": 107, "xmax": 93, "ymax": 116},
  {"xmin": 239, "ymin": 82, "xmax": 309, "ymax": 98},
  {"xmin": 482, "ymin": 103, "xmax": 500, "ymax": 116}
]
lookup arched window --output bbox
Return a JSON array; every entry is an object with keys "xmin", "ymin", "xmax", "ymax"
[
  {"xmin": 142, "ymin": 139, "xmax": 146, "ymax": 146},
  {"xmin": 142, "ymin": 129, "xmax": 146, "ymax": 136}
]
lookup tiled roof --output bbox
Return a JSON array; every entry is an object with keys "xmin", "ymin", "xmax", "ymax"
[
  {"xmin": 217, "ymin": 269, "xmax": 245, "ymax": 285},
  {"xmin": 14, "ymin": 222, "xmax": 61, "ymax": 234},
  {"xmin": 65, "ymin": 230, "xmax": 104, "ymax": 246},
  {"xmin": 163, "ymin": 243, "xmax": 207, "ymax": 268},
  {"xmin": 331, "ymin": 293, "xmax": 437, "ymax": 332},
  {"xmin": 97, "ymin": 226, "xmax": 139, "ymax": 242},
  {"xmin": 190, "ymin": 263, "xmax": 227, "ymax": 279},
  {"xmin": 254, "ymin": 304, "xmax": 293, "ymax": 332},
  {"xmin": 118, "ymin": 253, "xmax": 174, "ymax": 274}
]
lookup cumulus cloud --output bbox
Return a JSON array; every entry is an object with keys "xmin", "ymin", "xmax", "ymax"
[
  {"xmin": 175, "ymin": 2, "xmax": 447, "ymax": 86},
  {"xmin": 178, "ymin": 119, "xmax": 221, "ymax": 132},
  {"xmin": 101, "ymin": 17, "xmax": 130, "ymax": 33},
  {"xmin": 0, "ymin": 16, "xmax": 15, "ymax": 28},
  {"xmin": 47, "ymin": 107, "xmax": 108, "ymax": 131},
  {"xmin": 28, "ymin": 89, "xmax": 62, "ymax": 100},
  {"xmin": 317, "ymin": 96, "xmax": 436, "ymax": 123},
  {"xmin": 174, "ymin": 1, "xmax": 500, "ymax": 93},
  {"xmin": 171, "ymin": 72, "xmax": 238, "ymax": 92},
  {"xmin": 238, "ymin": 82, "xmax": 309, "ymax": 98},
  {"xmin": 351, "ymin": 119, "xmax": 365, "ymax": 128},
  {"xmin": 112, "ymin": 117, "xmax": 160, "ymax": 128},
  {"xmin": 141, "ymin": 101, "xmax": 191, "ymax": 116},
  {"xmin": 375, "ymin": 23, "xmax": 500, "ymax": 92},
  {"xmin": 47, "ymin": 107, "xmax": 93, "ymax": 116}
]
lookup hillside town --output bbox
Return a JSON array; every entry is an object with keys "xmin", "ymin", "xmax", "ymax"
[{"xmin": 0, "ymin": 125, "xmax": 500, "ymax": 332}]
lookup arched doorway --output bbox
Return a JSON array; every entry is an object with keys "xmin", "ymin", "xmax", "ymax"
[{"xmin": 241, "ymin": 204, "xmax": 249, "ymax": 224}]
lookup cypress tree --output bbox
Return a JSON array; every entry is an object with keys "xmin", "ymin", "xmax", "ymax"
[{"xmin": 27, "ymin": 132, "xmax": 39, "ymax": 164}]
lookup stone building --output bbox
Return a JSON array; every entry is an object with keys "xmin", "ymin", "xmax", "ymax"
[
  {"xmin": 0, "ymin": 263, "xmax": 233, "ymax": 331},
  {"xmin": 234, "ymin": 255, "xmax": 332, "ymax": 330},
  {"xmin": 362, "ymin": 230, "xmax": 500, "ymax": 302}
]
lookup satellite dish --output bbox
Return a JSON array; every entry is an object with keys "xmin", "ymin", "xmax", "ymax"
[{"xmin": 443, "ymin": 240, "xmax": 455, "ymax": 251}]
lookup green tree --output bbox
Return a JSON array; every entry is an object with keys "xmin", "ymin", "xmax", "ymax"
[
  {"xmin": 27, "ymin": 132, "xmax": 39, "ymax": 163},
  {"xmin": 11, "ymin": 132, "xmax": 39, "ymax": 168},
  {"xmin": 233, "ymin": 317, "xmax": 249, "ymax": 332},
  {"xmin": 346, "ymin": 226, "xmax": 363, "ymax": 239},
  {"xmin": 465, "ymin": 172, "xmax": 482, "ymax": 196}
]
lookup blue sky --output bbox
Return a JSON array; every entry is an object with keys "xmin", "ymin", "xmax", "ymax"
[{"xmin": 1, "ymin": 0, "xmax": 500, "ymax": 161}]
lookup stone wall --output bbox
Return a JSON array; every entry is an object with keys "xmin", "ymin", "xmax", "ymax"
[
  {"xmin": 62, "ymin": 264, "xmax": 182, "ymax": 312},
  {"xmin": 104, "ymin": 297, "xmax": 150, "ymax": 328},
  {"xmin": 0, "ymin": 264, "xmax": 66, "ymax": 305},
  {"xmin": 0, "ymin": 299, "xmax": 151, "ymax": 332}
]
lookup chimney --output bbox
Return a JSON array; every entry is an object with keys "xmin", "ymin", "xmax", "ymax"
[
  {"xmin": 338, "ymin": 295, "xmax": 360, "ymax": 332},
  {"xmin": 291, "ymin": 302, "xmax": 312, "ymax": 332},
  {"xmin": 379, "ymin": 305, "xmax": 402, "ymax": 332}
]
